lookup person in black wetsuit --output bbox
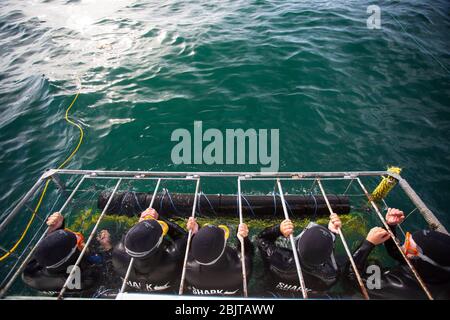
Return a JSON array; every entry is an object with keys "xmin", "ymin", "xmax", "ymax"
[
  {"xmin": 22, "ymin": 212, "xmax": 112, "ymax": 296},
  {"xmin": 112, "ymin": 208, "xmax": 187, "ymax": 294},
  {"xmin": 183, "ymin": 217, "xmax": 253, "ymax": 296},
  {"xmin": 349, "ymin": 207, "xmax": 450, "ymax": 299},
  {"xmin": 256, "ymin": 213, "xmax": 342, "ymax": 298}
]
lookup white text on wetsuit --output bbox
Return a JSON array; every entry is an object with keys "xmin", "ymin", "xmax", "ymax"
[{"xmin": 124, "ymin": 279, "xmax": 170, "ymax": 292}]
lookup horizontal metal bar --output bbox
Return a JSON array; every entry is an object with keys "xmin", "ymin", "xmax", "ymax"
[
  {"xmin": 239, "ymin": 177, "xmax": 354, "ymax": 181},
  {"xmin": 50, "ymin": 169, "xmax": 392, "ymax": 178},
  {"xmin": 83, "ymin": 176, "xmax": 200, "ymax": 181}
]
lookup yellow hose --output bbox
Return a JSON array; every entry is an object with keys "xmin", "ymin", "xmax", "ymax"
[{"xmin": 0, "ymin": 89, "xmax": 83, "ymax": 262}]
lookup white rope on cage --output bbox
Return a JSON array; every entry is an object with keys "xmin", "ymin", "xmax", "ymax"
[{"xmin": 343, "ymin": 178, "xmax": 354, "ymax": 196}]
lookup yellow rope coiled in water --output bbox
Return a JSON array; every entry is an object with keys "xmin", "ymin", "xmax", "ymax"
[
  {"xmin": 0, "ymin": 89, "xmax": 83, "ymax": 262},
  {"xmin": 370, "ymin": 166, "xmax": 402, "ymax": 202}
]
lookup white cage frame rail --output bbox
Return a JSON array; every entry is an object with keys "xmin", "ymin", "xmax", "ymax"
[{"xmin": 0, "ymin": 169, "xmax": 447, "ymax": 300}]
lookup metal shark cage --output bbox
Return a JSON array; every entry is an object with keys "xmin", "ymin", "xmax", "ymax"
[{"xmin": 0, "ymin": 169, "xmax": 447, "ymax": 300}]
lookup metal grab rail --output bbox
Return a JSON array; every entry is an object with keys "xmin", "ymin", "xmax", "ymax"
[
  {"xmin": 47, "ymin": 169, "xmax": 395, "ymax": 178},
  {"xmin": 316, "ymin": 179, "xmax": 369, "ymax": 300},
  {"xmin": 237, "ymin": 178, "xmax": 248, "ymax": 297},
  {"xmin": 276, "ymin": 179, "xmax": 308, "ymax": 298},
  {"xmin": 58, "ymin": 179, "xmax": 122, "ymax": 299},
  {"xmin": 178, "ymin": 178, "xmax": 201, "ymax": 295},
  {"xmin": 118, "ymin": 178, "xmax": 162, "ymax": 296}
]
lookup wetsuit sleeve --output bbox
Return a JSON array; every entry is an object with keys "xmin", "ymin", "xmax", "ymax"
[
  {"xmin": 243, "ymin": 236, "xmax": 254, "ymax": 257},
  {"xmin": 352, "ymin": 239, "xmax": 375, "ymax": 273},
  {"xmin": 163, "ymin": 219, "xmax": 187, "ymax": 241},
  {"xmin": 256, "ymin": 224, "xmax": 282, "ymax": 260},
  {"xmin": 384, "ymin": 225, "xmax": 404, "ymax": 264}
]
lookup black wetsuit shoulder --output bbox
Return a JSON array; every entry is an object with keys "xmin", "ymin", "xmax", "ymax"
[
  {"xmin": 22, "ymin": 256, "xmax": 100, "ymax": 296},
  {"xmin": 185, "ymin": 231, "xmax": 254, "ymax": 297},
  {"xmin": 349, "ymin": 226, "xmax": 450, "ymax": 299},
  {"xmin": 112, "ymin": 219, "xmax": 188, "ymax": 293},
  {"xmin": 21, "ymin": 225, "xmax": 102, "ymax": 296},
  {"xmin": 257, "ymin": 223, "xmax": 339, "ymax": 297}
]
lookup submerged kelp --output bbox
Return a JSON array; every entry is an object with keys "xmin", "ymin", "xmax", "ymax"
[
  {"xmin": 67, "ymin": 209, "xmax": 378, "ymax": 262},
  {"xmin": 67, "ymin": 210, "xmax": 369, "ymax": 240}
]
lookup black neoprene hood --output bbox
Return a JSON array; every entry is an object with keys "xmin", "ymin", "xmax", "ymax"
[
  {"xmin": 191, "ymin": 225, "xmax": 226, "ymax": 264},
  {"xmin": 34, "ymin": 229, "xmax": 77, "ymax": 267},
  {"xmin": 124, "ymin": 219, "xmax": 163, "ymax": 256}
]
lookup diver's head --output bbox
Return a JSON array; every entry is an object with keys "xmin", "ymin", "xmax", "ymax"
[
  {"xmin": 297, "ymin": 225, "xmax": 334, "ymax": 267},
  {"xmin": 191, "ymin": 225, "xmax": 229, "ymax": 265},
  {"xmin": 35, "ymin": 229, "xmax": 79, "ymax": 270},
  {"xmin": 402, "ymin": 230, "xmax": 450, "ymax": 277},
  {"xmin": 124, "ymin": 219, "xmax": 168, "ymax": 259}
]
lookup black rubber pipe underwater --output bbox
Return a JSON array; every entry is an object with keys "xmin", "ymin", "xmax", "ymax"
[{"xmin": 98, "ymin": 192, "xmax": 350, "ymax": 217}]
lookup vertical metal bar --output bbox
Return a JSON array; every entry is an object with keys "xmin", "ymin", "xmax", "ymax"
[
  {"xmin": 237, "ymin": 178, "xmax": 248, "ymax": 297},
  {"xmin": 0, "ymin": 175, "xmax": 87, "ymax": 298},
  {"xmin": 57, "ymin": 178, "xmax": 122, "ymax": 299},
  {"xmin": 276, "ymin": 179, "xmax": 308, "ymax": 299},
  {"xmin": 356, "ymin": 178, "xmax": 434, "ymax": 300},
  {"xmin": 178, "ymin": 178, "xmax": 200, "ymax": 295},
  {"xmin": 118, "ymin": 178, "xmax": 162, "ymax": 295},
  {"xmin": 316, "ymin": 179, "xmax": 370, "ymax": 300},
  {"xmin": 118, "ymin": 259, "xmax": 134, "ymax": 297}
]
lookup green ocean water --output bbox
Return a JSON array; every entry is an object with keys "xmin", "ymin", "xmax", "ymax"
[{"xmin": 0, "ymin": 0, "xmax": 449, "ymax": 296}]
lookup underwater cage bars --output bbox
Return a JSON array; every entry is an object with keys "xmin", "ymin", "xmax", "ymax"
[{"xmin": 0, "ymin": 169, "xmax": 447, "ymax": 300}]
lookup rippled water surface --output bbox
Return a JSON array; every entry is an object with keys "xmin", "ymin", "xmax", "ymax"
[{"xmin": 1, "ymin": 1, "xmax": 450, "ymax": 255}]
